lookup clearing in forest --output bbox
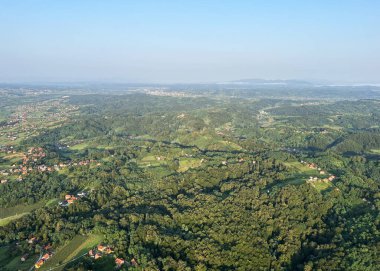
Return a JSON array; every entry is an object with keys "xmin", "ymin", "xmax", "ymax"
[
  {"xmin": 0, "ymin": 200, "xmax": 52, "ymax": 226},
  {"xmin": 40, "ymin": 234, "xmax": 104, "ymax": 271}
]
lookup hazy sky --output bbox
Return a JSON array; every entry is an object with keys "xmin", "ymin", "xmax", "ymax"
[{"xmin": 1, "ymin": 0, "xmax": 379, "ymax": 83}]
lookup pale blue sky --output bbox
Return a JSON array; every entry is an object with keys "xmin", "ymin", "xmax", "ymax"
[{"xmin": 1, "ymin": 0, "xmax": 379, "ymax": 83}]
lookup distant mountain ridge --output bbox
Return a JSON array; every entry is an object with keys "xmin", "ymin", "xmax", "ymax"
[{"xmin": 218, "ymin": 79, "xmax": 313, "ymax": 85}]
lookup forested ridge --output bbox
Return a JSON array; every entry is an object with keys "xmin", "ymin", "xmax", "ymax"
[{"xmin": 0, "ymin": 90, "xmax": 379, "ymax": 270}]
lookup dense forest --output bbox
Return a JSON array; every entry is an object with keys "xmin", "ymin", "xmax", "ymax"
[{"xmin": 0, "ymin": 86, "xmax": 379, "ymax": 270}]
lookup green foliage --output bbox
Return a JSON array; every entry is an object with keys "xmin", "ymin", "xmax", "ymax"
[{"xmin": 0, "ymin": 91, "xmax": 379, "ymax": 270}]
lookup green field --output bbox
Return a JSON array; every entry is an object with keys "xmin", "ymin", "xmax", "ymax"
[
  {"xmin": 139, "ymin": 155, "xmax": 167, "ymax": 167},
  {"xmin": 271, "ymin": 162, "xmax": 322, "ymax": 189},
  {"xmin": 0, "ymin": 201, "xmax": 47, "ymax": 219},
  {"xmin": 69, "ymin": 141, "xmax": 114, "ymax": 151},
  {"xmin": 45, "ymin": 198, "xmax": 60, "ymax": 207},
  {"xmin": 284, "ymin": 161, "xmax": 319, "ymax": 174},
  {"xmin": 178, "ymin": 158, "xmax": 202, "ymax": 172},
  {"xmin": 0, "ymin": 213, "xmax": 28, "ymax": 226},
  {"xmin": 0, "ymin": 246, "xmax": 39, "ymax": 271},
  {"xmin": 69, "ymin": 142, "xmax": 90, "ymax": 150},
  {"xmin": 3, "ymin": 254, "xmax": 39, "ymax": 271},
  {"xmin": 312, "ymin": 181, "xmax": 333, "ymax": 192},
  {"xmin": 175, "ymin": 133, "xmax": 239, "ymax": 150},
  {"xmin": 272, "ymin": 174, "xmax": 308, "ymax": 189},
  {"xmin": 40, "ymin": 234, "xmax": 104, "ymax": 271},
  {"xmin": 283, "ymin": 162, "xmax": 334, "ymax": 192},
  {"xmin": 2, "ymin": 152, "xmax": 24, "ymax": 165},
  {"xmin": 0, "ymin": 200, "xmax": 57, "ymax": 226}
]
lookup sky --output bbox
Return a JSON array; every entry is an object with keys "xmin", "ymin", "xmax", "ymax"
[{"xmin": 0, "ymin": 0, "xmax": 380, "ymax": 84}]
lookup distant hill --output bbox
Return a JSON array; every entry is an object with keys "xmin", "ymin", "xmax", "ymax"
[{"xmin": 218, "ymin": 79, "xmax": 313, "ymax": 85}]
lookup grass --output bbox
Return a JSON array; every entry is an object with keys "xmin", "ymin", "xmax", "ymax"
[
  {"xmin": 3, "ymin": 152, "xmax": 24, "ymax": 161},
  {"xmin": 0, "ymin": 246, "xmax": 39, "ymax": 270},
  {"xmin": 0, "ymin": 213, "xmax": 28, "ymax": 226},
  {"xmin": 141, "ymin": 155, "xmax": 157, "ymax": 162},
  {"xmin": 269, "ymin": 162, "xmax": 333, "ymax": 192},
  {"xmin": 270, "ymin": 161, "xmax": 321, "ymax": 189},
  {"xmin": 45, "ymin": 198, "xmax": 59, "ymax": 207},
  {"xmin": 69, "ymin": 141, "xmax": 117, "ymax": 151},
  {"xmin": 0, "ymin": 199, "xmax": 58, "ymax": 226},
  {"xmin": 3, "ymin": 254, "xmax": 39, "ymax": 271},
  {"xmin": 284, "ymin": 161, "xmax": 318, "ymax": 174},
  {"xmin": 370, "ymin": 149, "xmax": 380, "ymax": 154},
  {"xmin": 139, "ymin": 155, "xmax": 167, "ymax": 167},
  {"xmin": 0, "ymin": 153, "xmax": 24, "ymax": 169},
  {"xmin": 96, "ymin": 144, "xmax": 117, "ymax": 150},
  {"xmin": 321, "ymin": 124, "xmax": 343, "ymax": 131},
  {"xmin": 0, "ymin": 201, "xmax": 46, "ymax": 219},
  {"xmin": 312, "ymin": 181, "xmax": 333, "ymax": 192},
  {"xmin": 272, "ymin": 174, "xmax": 308, "ymax": 189},
  {"xmin": 69, "ymin": 142, "xmax": 90, "ymax": 150},
  {"xmin": 178, "ymin": 158, "xmax": 202, "ymax": 172},
  {"xmin": 40, "ymin": 234, "xmax": 104, "ymax": 271},
  {"xmin": 216, "ymin": 140, "xmax": 243, "ymax": 150},
  {"xmin": 176, "ymin": 132, "xmax": 243, "ymax": 151}
]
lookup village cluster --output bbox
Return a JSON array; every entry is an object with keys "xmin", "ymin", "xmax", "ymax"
[
  {"xmin": 0, "ymin": 100, "xmax": 78, "ymax": 145},
  {"xmin": 1, "ymin": 146, "xmax": 101, "ymax": 184},
  {"xmin": 25, "ymin": 237, "xmax": 129, "ymax": 269},
  {"xmin": 33, "ymin": 243, "xmax": 129, "ymax": 269},
  {"xmin": 88, "ymin": 244, "xmax": 138, "ymax": 269},
  {"xmin": 19, "ymin": 236, "xmax": 54, "ymax": 269},
  {"xmin": 301, "ymin": 161, "xmax": 336, "ymax": 185}
]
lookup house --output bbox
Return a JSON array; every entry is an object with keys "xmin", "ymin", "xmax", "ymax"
[
  {"xmin": 35, "ymin": 259, "xmax": 45, "ymax": 269},
  {"xmin": 28, "ymin": 237, "xmax": 37, "ymax": 244},
  {"xmin": 38, "ymin": 165, "xmax": 47, "ymax": 172},
  {"xmin": 88, "ymin": 249, "xmax": 94, "ymax": 257},
  {"xmin": 64, "ymin": 195, "xmax": 78, "ymax": 204},
  {"xmin": 328, "ymin": 175, "xmax": 336, "ymax": 181},
  {"xmin": 77, "ymin": 191, "xmax": 86, "ymax": 197},
  {"xmin": 319, "ymin": 170, "xmax": 326, "ymax": 175},
  {"xmin": 21, "ymin": 254, "xmax": 29, "ymax": 261},
  {"xmin": 115, "ymin": 258, "xmax": 125, "ymax": 267},
  {"xmin": 94, "ymin": 253, "xmax": 102, "ymax": 260},
  {"xmin": 41, "ymin": 253, "xmax": 50, "ymax": 260},
  {"xmin": 97, "ymin": 245, "xmax": 106, "ymax": 252}
]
